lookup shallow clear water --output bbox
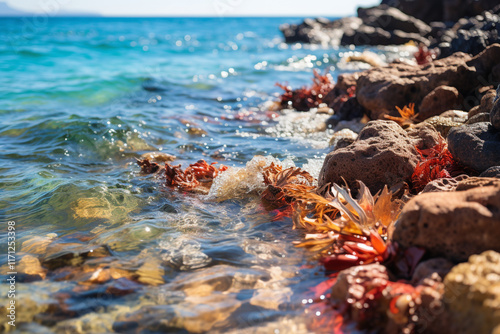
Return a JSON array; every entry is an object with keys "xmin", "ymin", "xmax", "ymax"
[{"xmin": 0, "ymin": 16, "xmax": 410, "ymax": 333}]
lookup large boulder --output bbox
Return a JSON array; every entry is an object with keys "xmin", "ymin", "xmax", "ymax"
[
  {"xmin": 439, "ymin": 9, "xmax": 500, "ymax": 57},
  {"xmin": 357, "ymin": 5, "xmax": 431, "ymax": 36},
  {"xmin": 393, "ymin": 185, "xmax": 500, "ymax": 262},
  {"xmin": 318, "ymin": 120, "xmax": 440, "ymax": 193},
  {"xmin": 356, "ymin": 44, "xmax": 500, "ymax": 119},
  {"xmin": 448, "ymin": 122, "xmax": 500, "ymax": 172},
  {"xmin": 382, "ymin": 0, "xmax": 500, "ymax": 23}
]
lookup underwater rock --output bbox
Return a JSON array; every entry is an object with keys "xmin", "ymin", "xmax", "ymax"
[
  {"xmin": 356, "ymin": 43, "xmax": 500, "ymax": 120},
  {"xmin": 393, "ymin": 185, "xmax": 500, "ymax": 262},
  {"xmin": 319, "ymin": 120, "xmax": 434, "ymax": 193},
  {"xmin": 418, "ymin": 86, "xmax": 461, "ymax": 121},
  {"xmin": 441, "ymin": 250, "xmax": 500, "ymax": 334},
  {"xmin": 448, "ymin": 122, "xmax": 500, "ymax": 172},
  {"xmin": 113, "ymin": 294, "xmax": 242, "ymax": 333},
  {"xmin": 139, "ymin": 151, "xmax": 176, "ymax": 162},
  {"xmin": 136, "ymin": 257, "xmax": 165, "ymax": 286},
  {"xmin": 490, "ymin": 84, "xmax": 500, "ymax": 130}
]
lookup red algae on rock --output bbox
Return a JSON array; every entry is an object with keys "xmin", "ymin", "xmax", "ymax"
[{"xmin": 276, "ymin": 69, "xmax": 335, "ymax": 111}]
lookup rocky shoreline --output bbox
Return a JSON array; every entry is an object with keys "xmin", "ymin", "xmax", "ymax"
[
  {"xmin": 280, "ymin": 2, "xmax": 500, "ymax": 58},
  {"xmin": 274, "ymin": 3, "xmax": 500, "ymax": 333}
]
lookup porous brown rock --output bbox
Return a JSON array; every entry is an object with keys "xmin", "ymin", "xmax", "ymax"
[
  {"xmin": 417, "ymin": 86, "xmax": 461, "ymax": 121},
  {"xmin": 356, "ymin": 43, "xmax": 500, "ymax": 120},
  {"xmin": 318, "ymin": 120, "xmax": 439, "ymax": 193},
  {"xmin": 420, "ymin": 175, "xmax": 468, "ymax": 193},
  {"xmin": 393, "ymin": 185, "xmax": 500, "ymax": 262},
  {"xmin": 455, "ymin": 176, "xmax": 500, "ymax": 191}
]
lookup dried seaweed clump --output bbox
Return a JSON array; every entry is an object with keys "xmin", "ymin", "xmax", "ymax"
[
  {"xmin": 136, "ymin": 158, "xmax": 161, "ymax": 174},
  {"xmin": 165, "ymin": 160, "xmax": 228, "ymax": 192},
  {"xmin": 290, "ymin": 181, "xmax": 403, "ymax": 272},
  {"xmin": 261, "ymin": 162, "xmax": 315, "ymax": 209},
  {"xmin": 276, "ymin": 69, "xmax": 334, "ymax": 111}
]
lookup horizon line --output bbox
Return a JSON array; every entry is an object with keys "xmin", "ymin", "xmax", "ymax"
[{"xmin": 0, "ymin": 14, "xmax": 345, "ymax": 18}]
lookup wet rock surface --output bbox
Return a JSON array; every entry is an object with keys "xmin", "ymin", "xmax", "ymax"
[
  {"xmin": 448, "ymin": 122, "xmax": 500, "ymax": 172},
  {"xmin": 393, "ymin": 185, "xmax": 500, "ymax": 262}
]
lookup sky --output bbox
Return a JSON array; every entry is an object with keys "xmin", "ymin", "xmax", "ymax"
[{"xmin": 7, "ymin": 0, "xmax": 380, "ymax": 17}]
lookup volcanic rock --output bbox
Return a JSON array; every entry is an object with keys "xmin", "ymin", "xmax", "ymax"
[
  {"xmin": 393, "ymin": 185, "xmax": 500, "ymax": 262},
  {"xmin": 448, "ymin": 122, "xmax": 500, "ymax": 172},
  {"xmin": 318, "ymin": 120, "xmax": 440, "ymax": 193},
  {"xmin": 418, "ymin": 86, "xmax": 461, "ymax": 121},
  {"xmin": 382, "ymin": 0, "xmax": 500, "ymax": 23},
  {"xmin": 356, "ymin": 44, "xmax": 500, "ymax": 120},
  {"xmin": 357, "ymin": 5, "xmax": 431, "ymax": 35},
  {"xmin": 480, "ymin": 166, "xmax": 500, "ymax": 178}
]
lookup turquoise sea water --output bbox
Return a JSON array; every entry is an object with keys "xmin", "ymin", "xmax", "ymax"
[{"xmin": 0, "ymin": 16, "xmax": 385, "ymax": 333}]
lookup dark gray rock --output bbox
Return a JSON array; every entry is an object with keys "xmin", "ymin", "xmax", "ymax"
[
  {"xmin": 490, "ymin": 85, "xmax": 500, "ymax": 130},
  {"xmin": 382, "ymin": 0, "xmax": 500, "ymax": 24},
  {"xmin": 357, "ymin": 5, "xmax": 431, "ymax": 35},
  {"xmin": 480, "ymin": 166, "xmax": 500, "ymax": 178},
  {"xmin": 448, "ymin": 122, "xmax": 500, "ymax": 172},
  {"xmin": 325, "ymin": 97, "xmax": 366, "ymax": 128},
  {"xmin": 340, "ymin": 25, "xmax": 392, "ymax": 46}
]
